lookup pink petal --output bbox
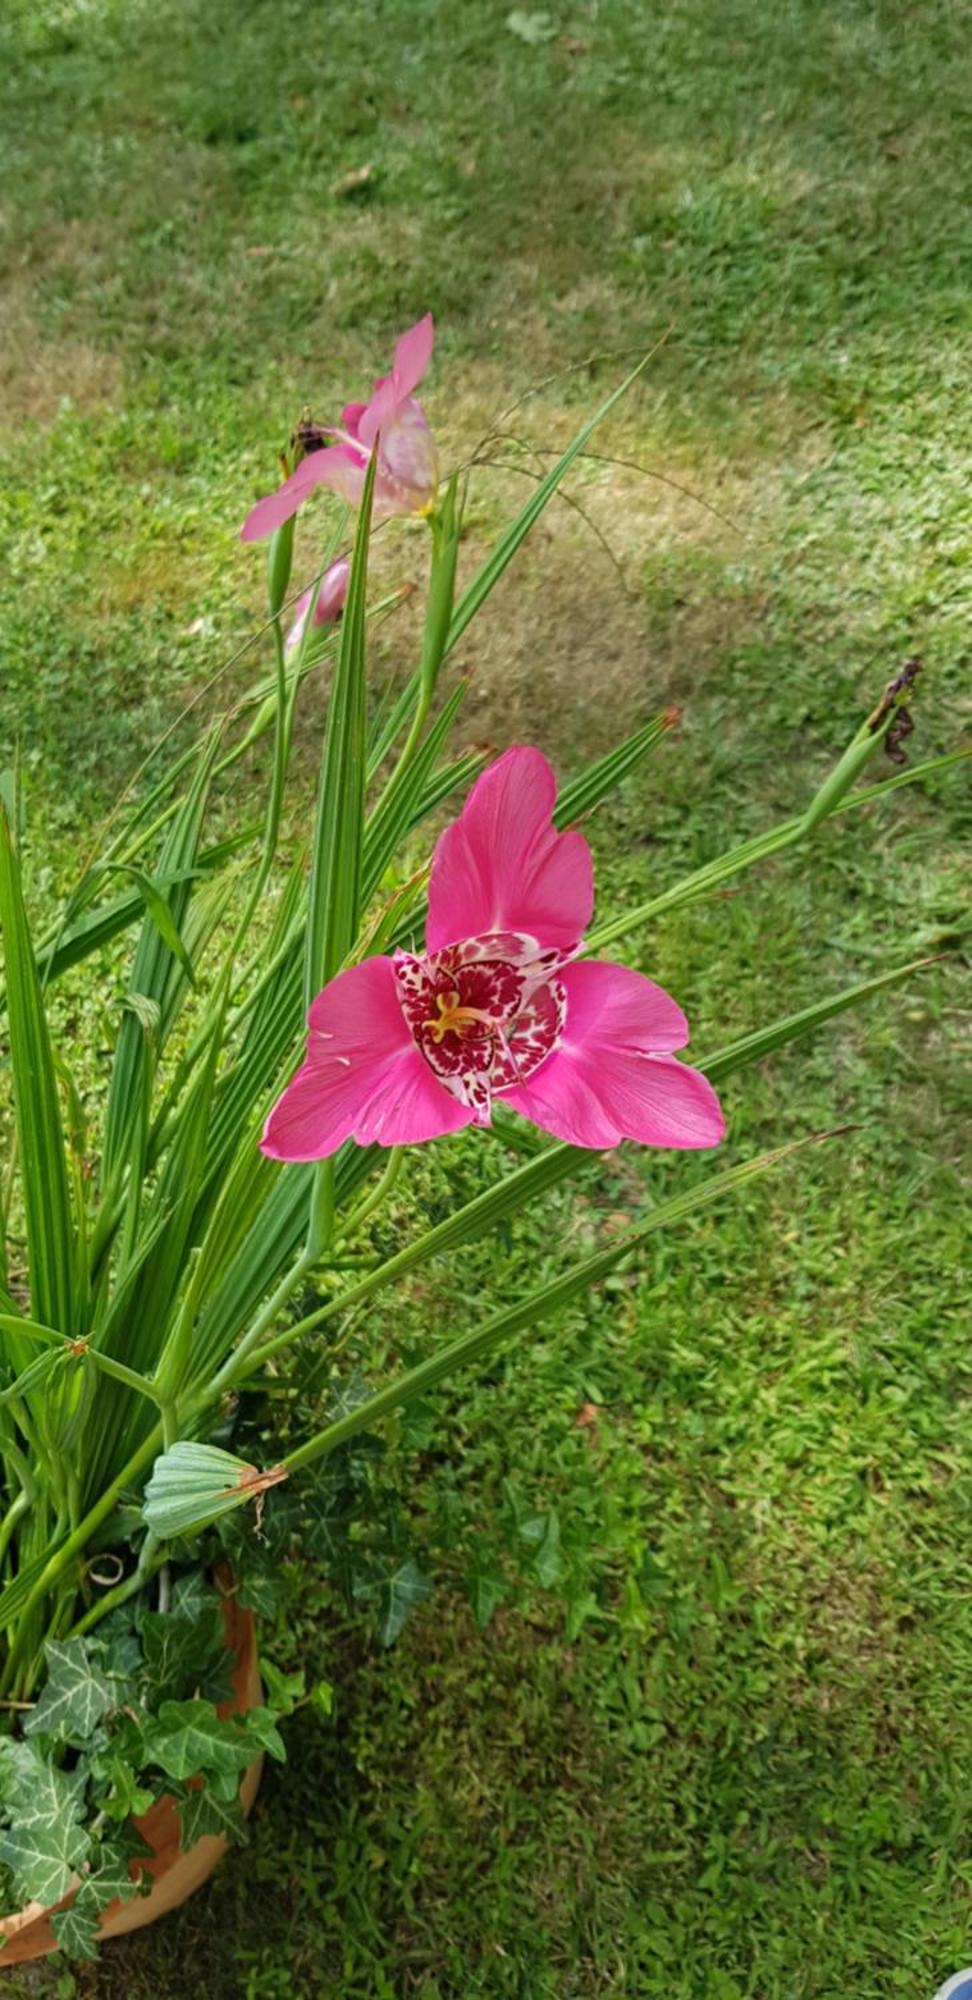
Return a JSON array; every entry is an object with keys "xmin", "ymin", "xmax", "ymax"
[
  {"xmin": 341, "ymin": 402, "xmax": 367, "ymax": 439},
  {"xmin": 359, "ymin": 313, "xmax": 435, "ymax": 447},
  {"xmin": 391, "ymin": 313, "xmax": 435, "ymax": 397},
  {"xmin": 261, "ymin": 957, "xmax": 474, "ymax": 1158},
  {"xmin": 378, "ymin": 397, "xmax": 438, "ymax": 508},
  {"xmin": 284, "ymin": 559, "xmax": 350, "ymax": 655},
  {"xmin": 241, "ymin": 447, "xmax": 365, "ymax": 542},
  {"xmin": 426, "ymin": 747, "xmax": 594, "ymax": 955},
  {"xmin": 502, "ymin": 959, "xmax": 725, "ymax": 1151}
]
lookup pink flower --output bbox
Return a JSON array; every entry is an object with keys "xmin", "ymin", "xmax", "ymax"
[
  {"xmin": 262, "ymin": 748, "xmax": 725, "ymax": 1160},
  {"xmin": 241, "ymin": 316, "xmax": 438, "ymax": 542},
  {"xmin": 284, "ymin": 559, "xmax": 350, "ymax": 655}
]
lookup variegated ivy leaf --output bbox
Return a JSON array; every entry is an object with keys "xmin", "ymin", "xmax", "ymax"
[
  {"xmin": 241, "ymin": 1707, "xmax": 286, "ymax": 1762},
  {"xmin": 0, "ymin": 1750, "xmax": 86, "ymax": 1828},
  {"xmin": 175, "ymin": 1785, "xmax": 248, "ymax": 1848},
  {"xmin": 352, "ymin": 1556, "xmax": 432, "ymax": 1647},
  {"xmin": 50, "ymin": 1900, "xmax": 101, "ymax": 1961},
  {"xmin": 79, "ymin": 1840, "xmax": 143, "ymax": 1911},
  {"xmin": 0, "ymin": 1757, "xmax": 90, "ymax": 1907},
  {"xmin": 24, "ymin": 1637, "xmax": 117, "ymax": 1743},
  {"xmin": 143, "ymin": 1441, "xmax": 287, "ymax": 1539},
  {"xmin": 143, "ymin": 1699, "xmax": 258, "ymax": 1802}
]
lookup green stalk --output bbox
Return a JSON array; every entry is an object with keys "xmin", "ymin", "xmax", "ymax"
[
  {"xmin": 281, "ymin": 1135, "xmax": 839, "ymax": 1480},
  {"xmin": 333, "ymin": 1147, "xmax": 405, "ymax": 1245},
  {"xmin": 0, "ymin": 1422, "xmax": 163, "ymax": 1696}
]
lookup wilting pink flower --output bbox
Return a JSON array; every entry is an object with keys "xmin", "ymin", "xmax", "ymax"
[
  {"xmin": 262, "ymin": 748, "xmax": 725, "ymax": 1159},
  {"xmin": 284, "ymin": 559, "xmax": 350, "ymax": 655},
  {"xmin": 241, "ymin": 316, "xmax": 438, "ymax": 542}
]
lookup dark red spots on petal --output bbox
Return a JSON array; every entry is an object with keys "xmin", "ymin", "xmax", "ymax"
[{"xmin": 393, "ymin": 935, "xmax": 565, "ymax": 1118}]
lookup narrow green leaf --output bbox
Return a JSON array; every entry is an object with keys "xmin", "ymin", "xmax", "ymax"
[
  {"xmin": 95, "ymin": 863, "xmax": 196, "ymax": 987},
  {"xmin": 554, "ymin": 707, "xmax": 679, "ymax": 825},
  {"xmin": 445, "ymin": 352, "xmax": 652, "ymax": 658},
  {"xmin": 305, "ymin": 452, "xmax": 377, "ymax": 1008},
  {"xmin": 0, "ymin": 1547, "xmax": 68, "ymax": 1633},
  {"xmin": 419, "ymin": 474, "xmax": 460, "ymax": 702},
  {"xmin": 0, "ymin": 805, "xmax": 77, "ymax": 1333},
  {"xmin": 699, "ymin": 957, "xmax": 939, "ymax": 1083},
  {"xmin": 102, "ymin": 734, "xmax": 216, "ymax": 1183},
  {"xmin": 284, "ymin": 1133, "xmax": 846, "ymax": 1478}
]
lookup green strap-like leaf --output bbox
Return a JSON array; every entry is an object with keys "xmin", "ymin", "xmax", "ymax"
[
  {"xmin": 699, "ymin": 956, "xmax": 940, "ymax": 1083},
  {"xmin": 0, "ymin": 806, "xmax": 77, "ymax": 1335},
  {"xmin": 94, "ymin": 862, "xmax": 196, "ymax": 987},
  {"xmin": 283, "ymin": 1133, "xmax": 843, "ymax": 1478},
  {"xmin": 304, "ymin": 451, "xmax": 377, "ymax": 1009},
  {"xmin": 445, "ymin": 351, "xmax": 653, "ymax": 658}
]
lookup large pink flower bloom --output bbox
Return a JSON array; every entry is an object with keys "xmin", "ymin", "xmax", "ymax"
[
  {"xmin": 241, "ymin": 316, "xmax": 438, "ymax": 542},
  {"xmin": 262, "ymin": 749, "xmax": 725, "ymax": 1160}
]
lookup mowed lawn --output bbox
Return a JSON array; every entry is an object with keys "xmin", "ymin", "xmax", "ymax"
[{"xmin": 1, "ymin": 2, "xmax": 969, "ymax": 1995}]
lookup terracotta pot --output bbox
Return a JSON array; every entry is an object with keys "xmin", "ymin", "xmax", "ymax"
[{"xmin": 0, "ymin": 1578, "xmax": 263, "ymax": 1967}]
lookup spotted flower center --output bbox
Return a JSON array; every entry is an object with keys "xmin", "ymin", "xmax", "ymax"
[{"xmin": 394, "ymin": 931, "xmax": 568, "ymax": 1123}]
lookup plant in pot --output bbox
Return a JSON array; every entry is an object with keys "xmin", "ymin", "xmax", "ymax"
[{"xmin": 0, "ymin": 316, "xmax": 957, "ymax": 1963}]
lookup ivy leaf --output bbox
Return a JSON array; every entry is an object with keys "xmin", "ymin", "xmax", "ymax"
[
  {"xmin": 465, "ymin": 1555, "xmax": 506, "ymax": 1629},
  {"xmin": 233, "ymin": 1567, "xmax": 285, "ymax": 1619},
  {"xmin": 519, "ymin": 1510, "xmax": 563, "ymax": 1589},
  {"xmin": 79, "ymin": 1839, "xmax": 141, "ymax": 1913},
  {"xmin": 144, "ymin": 1700, "xmax": 257, "ymax": 1802},
  {"xmin": 170, "ymin": 1570, "xmax": 219, "ymax": 1623},
  {"xmin": 51, "ymin": 1900, "xmax": 100, "ymax": 1961},
  {"xmin": 506, "ymin": 9, "xmax": 557, "ymax": 42},
  {"xmin": 260, "ymin": 1661, "xmax": 304, "ymax": 1717},
  {"xmin": 242, "ymin": 1708, "xmax": 286, "ymax": 1762},
  {"xmin": 90, "ymin": 1752, "xmax": 155, "ymax": 1823},
  {"xmin": 176, "ymin": 1786, "xmax": 247, "ymax": 1848},
  {"xmin": 353, "ymin": 1557, "xmax": 432, "ymax": 1647},
  {"xmin": 0, "ymin": 1818, "xmax": 90, "ymax": 1909},
  {"xmin": 25, "ymin": 1638, "xmax": 117, "ymax": 1743},
  {"xmin": 138, "ymin": 1605, "xmax": 227, "ymax": 1704},
  {"xmin": 1, "ymin": 1751, "xmax": 87, "ymax": 1826}
]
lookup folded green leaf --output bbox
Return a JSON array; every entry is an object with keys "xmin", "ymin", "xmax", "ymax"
[{"xmin": 142, "ymin": 1441, "xmax": 287, "ymax": 1539}]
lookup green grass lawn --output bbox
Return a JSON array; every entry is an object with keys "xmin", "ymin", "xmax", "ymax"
[{"xmin": 1, "ymin": 0, "xmax": 970, "ymax": 1994}]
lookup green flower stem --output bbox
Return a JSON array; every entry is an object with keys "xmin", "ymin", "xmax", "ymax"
[
  {"xmin": 68, "ymin": 1546, "xmax": 166, "ymax": 1638},
  {"xmin": 200, "ymin": 1144, "xmax": 583, "ymax": 1398},
  {"xmin": 0, "ymin": 1492, "xmax": 30, "ymax": 1568},
  {"xmin": 333, "ymin": 1147, "xmax": 405, "ymax": 1246},
  {"xmin": 280, "ymin": 1137, "xmax": 827, "ymax": 1482},
  {"xmin": 0, "ymin": 1313, "xmax": 63, "ymax": 1350},
  {"xmin": 204, "ymin": 1236, "xmax": 318, "ymax": 1405},
  {"xmin": 84, "ymin": 1348, "xmax": 163, "ymax": 1408},
  {"xmin": 307, "ymin": 1158, "xmax": 336, "ymax": 1260},
  {"xmin": 0, "ymin": 1422, "xmax": 163, "ymax": 1696},
  {"xmin": 588, "ymin": 744, "xmax": 968, "ymax": 958}
]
